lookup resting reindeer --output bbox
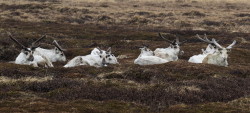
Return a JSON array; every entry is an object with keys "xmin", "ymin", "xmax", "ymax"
[
  {"xmin": 134, "ymin": 46, "xmax": 168, "ymax": 65},
  {"xmin": 154, "ymin": 33, "xmax": 186, "ymax": 61},
  {"xmin": 90, "ymin": 47, "xmax": 118, "ymax": 65},
  {"xmin": 89, "ymin": 47, "xmax": 118, "ymax": 65},
  {"xmin": 202, "ymin": 39, "xmax": 236, "ymax": 67},
  {"xmin": 8, "ymin": 33, "xmax": 53, "ymax": 67},
  {"xmin": 34, "ymin": 40, "xmax": 66, "ymax": 62},
  {"xmin": 188, "ymin": 34, "xmax": 217, "ymax": 63},
  {"xmin": 64, "ymin": 47, "xmax": 118, "ymax": 68}
]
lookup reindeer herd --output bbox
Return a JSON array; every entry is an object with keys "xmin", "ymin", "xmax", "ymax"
[{"xmin": 7, "ymin": 32, "xmax": 236, "ymax": 68}]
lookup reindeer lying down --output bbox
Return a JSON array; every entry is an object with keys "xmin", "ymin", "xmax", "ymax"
[
  {"xmin": 64, "ymin": 47, "xmax": 119, "ymax": 68},
  {"xmin": 189, "ymin": 34, "xmax": 236, "ymax": 67},
  {"xmin": 202, "ymin": 39, "xmax": 236, "ymax": 67},
  {"xmin": 154, "ymin": 33, "xmax": 186, "ymax": 62},
  {"xmin": 134, "ymin": 46, "xmax": 168, "ymax": 65},
  {"xmin": 188, "ymin": 34, "xmax": 217, "ymax": 63},
  {"xmin": 8, "ymin": 33, "xmax": 53, "ymax": 68},
  {"xmin": 34, "ymin": 40, "xmax": 66, "ymax": 63}
]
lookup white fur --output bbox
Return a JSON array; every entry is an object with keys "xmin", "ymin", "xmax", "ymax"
[
  {"xmin": 154, "ymin": 45, "xmax": 181, "ymax": 61},
  {"xmin": 15, "ymin": 49, "xmax": 53, "ymax": 68},
  {"xmin": 64, "ymin": 54, "xmax": 104, "ymax": 68},
  {"xmin": 105, "ymin": 54, "xmax": 119, "ymax": 64},
  {"xmin": 90, "ymin": 47, "xmax": 119, "ymax": 65},
  {"xmin": 34, "ymin": 47, "xmax": 66, "ymax": 62},
  {"xmin": 64, "ymin": 48, "xmax": 118, "ymax": 68},
  {"xmin": 188, "ymin": 44, "xmax": 217, "ymax": 63},
  {"xmin": 202, "ymin": 50, "xmax": 229, "ymax": 67},
  {"xmin": 63, "ymin": 56, "xmax": 83, "ymax": 68},
  {"xmin": 134, "ymin": 47, "xmax": 168, "ymax": 65},
  {"xmin": 134, "ymin": 56, "xmax": 168, "ymax": 65},
  {"xmin": 202, "ymin": 39, "xmax": 236, "ymax": 67}
]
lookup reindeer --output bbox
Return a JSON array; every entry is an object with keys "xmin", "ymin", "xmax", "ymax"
[
  {"xmin": 34, "ymin": 40, "xmax": 66, "ymax": 62},
  {"xmin": 188, "ymin": 34, "xmax": 217, "ymax": 63},
  {"xmin": 154, "ymin": 33, "xmax": 186, "ymax": 61},
  {"xmin": 134, "ymin": 46, "xmax": 168, "ymax": 65},
  {"xmin": 8, "ymin": 33, "xmax": 53, "ymax": 67},
  {"xmin": 202, "ymin": 39, "xmax": 236, "ymax": 67},
  {"xmin": 91, "ymin": 47, "xmax": 119, "ymax": 65},
  {"xmin": 64, "ymin": 47, "xmax": 118, "ymax": 68}
]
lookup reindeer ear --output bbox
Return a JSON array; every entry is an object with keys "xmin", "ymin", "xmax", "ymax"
[
  {"xmin": 201, "ymin": 49, "xmax": 205, "ymax": 53},
  {"xmin": 170, "ymin": 44, "xmax": 174, "ymax": 48},
  {"xmin": 107, "ymin": 47, "xmax": 111, "ymax": 53},
  {"xmin": 96, "ymin": 47, "xmax": 103, "ymax": 53}
]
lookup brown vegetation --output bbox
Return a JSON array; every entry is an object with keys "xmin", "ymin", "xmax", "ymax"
[{"xmin": 0, "ymin": 0, "xmax": 250, "ymax": 112}]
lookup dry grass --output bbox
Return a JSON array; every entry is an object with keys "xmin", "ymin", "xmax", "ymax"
[
  {"xmin": 0, "ymin": 76, "xmax": 53, "ymax": 83},
  {"xmin": 1, "ymin": 0, "xmax": 250, "ymax": 33}
]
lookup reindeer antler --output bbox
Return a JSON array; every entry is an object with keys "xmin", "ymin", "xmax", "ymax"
[
  {"xmin": 52, "ymin": 40, "xmax": 63, "ymax": 52},
  {"xmin": 8, "ymin": 32, "xmax": 27, "ymax": 49},
  {"xmin": 196, "ymin": 34, "xmax": 214, "ymax": 44},
  {"xmin": 30, "ymin": 35, "xmax": 46, "ymax": 50},
  {"xmin": 32, "ymin": 35, "xmax": 46, "ymax": 45},
  {"xmin": 158, "ymin": 33, "xmax": 174, "ymax": 44},
  {"xmin": 226, "ymin": 40, "xmax": 236, "ymax": 49},
  {"xmin": 212, "ymin": 38, "xmax": 223, "ymax": 49},
  {"xmin": 159, "ymin": 33, "xmax": 186, "ymax": 45}
]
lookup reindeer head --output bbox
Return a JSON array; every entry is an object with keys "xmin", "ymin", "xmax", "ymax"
[
  {"xmin": 52, "ymin": 40, "xmax": 66, "ymax": 62},
  {"xmin": 21, "ymin": 48, "xmax": 34, "ymax": 61},
  {"xmin": 101, "ymin": 47, "xmax": 119, "ymax": 64},
  {"xmin": 8, "ymin": 33, "xmax": 45, "ymax": 61},
  {"xmin": 95, "ymin": 47, "xmax": 115, "ymax": 66},
  {"xmin": 105, "ymin": 54, "xmax": 118, "ymax": 64},
  {"xmin": 138, "ymin": 45, "xmax": 154, "ymax": 56},
  {"xmin": 158, "ymin": 33, "xmax": 186, "ymax": 55},
  {"xmin": 212, "ymin": 38, "xmax": 236, "ymax": 60}
]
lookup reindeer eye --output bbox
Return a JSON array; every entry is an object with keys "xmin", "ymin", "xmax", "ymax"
[
  {"xmin": 99, "ymin": 55, "xmax": 102, "ymax": 58},
  {"xmin": 60, "ymin": 53, "xmax": 64, "ymax": 56}
]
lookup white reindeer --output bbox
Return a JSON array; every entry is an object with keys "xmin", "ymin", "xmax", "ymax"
[
  {"xmin": 188, "ymin": 34, "xmax": 217, "ymax": 63},
  {"xmin": 91, "ymin": 47, "xmax": 119, "ymax": 65},
  {"xmin": 202, "ymin": 39, "xmax": 236, "ymax": 67},
  {"xmin": 8, "ymin": 33, "xmax": 53, "ymax": 67},
  {"xmin": 34, "ymin": 40, "xmax": 66, "ymax": 62},
  {"xmin": 134, "ymin": 46, "xmax": 168, "ymax": 65},
  {"xmin": 154, "ymin": 33, "xmax": 186, "ymax": 61},
  {"xmin": 64, "ymin": 47, "xmax": 118, "ymax": 68}
]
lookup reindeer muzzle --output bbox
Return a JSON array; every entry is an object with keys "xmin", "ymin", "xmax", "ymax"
[
  {"xmin": 28, "ymin": 56, "xmax": 34, "ymax": 61},
  {"xmin": 101, "ymin": 58, "xmax": 108, "ymax": 67}
]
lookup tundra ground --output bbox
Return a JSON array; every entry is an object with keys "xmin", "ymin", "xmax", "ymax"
[{"xmin": 0, "ymin": 0, "xmax": 250, "ymax": 113}]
